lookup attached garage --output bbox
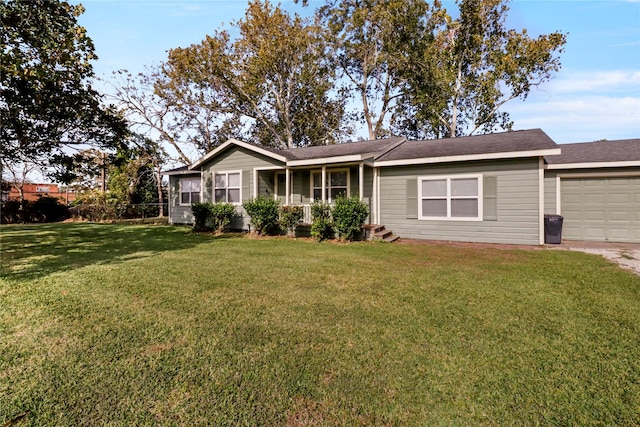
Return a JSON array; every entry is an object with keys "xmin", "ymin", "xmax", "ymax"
[
  {"xmin": 545, "ymin": 138, "xmax": 640, "ymax": 244},
  {"xmin": 560, "ymin": 176, "xmax": 640, "ymax": 243}
]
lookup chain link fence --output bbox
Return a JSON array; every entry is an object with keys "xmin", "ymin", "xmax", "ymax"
[{"xmin": 69, "ymin": 203, "xmax": 168, "ymax": 222}]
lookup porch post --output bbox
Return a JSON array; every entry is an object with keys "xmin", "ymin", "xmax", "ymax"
[
  {"xmin": 253, "ymin": 169, "xmax": 258, "ymax": 198},
  {"xmin": 373, "ymin": 167, "xmax": 378, "ymax": 224},
  {"xmin": 285, "ymin": 167, "xmax": 291, "ymax": 205},
  {"xmin": 359, "ymin": 161, "xmax": 364, "ymax": 201},
  {"xmin": 321, "ymin": 165, "xmax": 327, "ymax": 203}
]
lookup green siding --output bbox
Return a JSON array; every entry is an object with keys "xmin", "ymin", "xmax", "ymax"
[
  {"xmin": 544, "ymin": 171, "xmax": 558, "ymax": 215},
  {"xmin": 168, "ymin": 174, "xmax": 201, "ymax": 225},
  {"xmin": 379, "ymin": 159, "xmax": 542, "ymax": 245}
]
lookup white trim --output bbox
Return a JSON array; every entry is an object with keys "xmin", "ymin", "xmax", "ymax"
[
  {"xmin": 213, "ymin": 169, "xmax": 242, "ymax": 205},
  {"xmin": 274, "ymin": 171, "xmax": 293, "ymax": 202},
  {"xmin": 546, "ymin": 160, "xmax": 640, "ymax": 170},
  {"xmin": 311, "ymin": 168, "xmax": 350, "ymax": 203},
  {"xmin": 374, "ymin": 149, "xmax": 561, "ymax": 167},
  {"xmin": 287, "ymin": 154, "xmax": 363, "ymax": 167},
  {"xmin": 418, "ymin": 174, "xmax": 483, "ymax": 221},
  {"xmin": 178, "ymin": 176, "xmax": 202, "ymax": 206},
  {"xmin": 376, "ymin": 168, "xmax": 381, "ymax": 224},
  {"xmin": 557, "ymin": 171, "xmax": 640, "ymax": 178},
  {"xmin": 555, "ymin": 176, "xmax": 561, "ymax": 216},
  {"xmin": 285, "ymin": 168, "xmax": 291, "ymax": 204},
  {"xmin": 359, "ymin": 162, "xmax": 364, "ymax": 201},
  {"xmin": 538, "ymin": 157, "xmax": 545, "ymax": 245},
  {"xmin": 373, "ymin": 167, "xmax": 378, "ymax": 224},
  {"xmin": 163, "ymin": 169, "xmax": 201, "ymax": 176},
  {"xmin": 253, "ymin": 168, "xmax": 258, "ymax": 198},
  {"xmin": 189, "ymin": 138, "xmax": 287, "ymax": 170}
]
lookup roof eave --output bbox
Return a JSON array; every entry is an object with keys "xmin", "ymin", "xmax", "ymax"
[
  {"xmin": 373, "ymin": 148, "xmax": 562, "ymax": 167},
  {"xmin": 546, "ymin": 160, "xmax": 640, "ymax": 170},
  {"xmin": 189, "ymin": 138, "xmax": 288, "ymax": 170}
]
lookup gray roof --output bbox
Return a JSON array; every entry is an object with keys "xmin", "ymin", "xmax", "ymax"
[
  {"xmin": 284, "ymin": 137, "xmax": 407, "ymax": 160},
  {"xmin": 376, "ymin": 129, "xmax": 557, "ymax": 162},
  {"xmin": 161, "ymin": 165, "xmax": 201, "ymax": 176},
  {"xmin": 545, "ymin": 138, "xmax": 640, "ymax": 165}
]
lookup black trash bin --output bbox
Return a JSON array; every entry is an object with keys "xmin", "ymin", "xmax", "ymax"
[{"xmin": 544, "ymin": 214, "xmax": 564, "ymax": 244}]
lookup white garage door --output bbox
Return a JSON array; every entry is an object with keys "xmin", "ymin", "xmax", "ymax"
[{"xmin": 561, "ymin": 177, "xmax": 640, "ymax": 243}]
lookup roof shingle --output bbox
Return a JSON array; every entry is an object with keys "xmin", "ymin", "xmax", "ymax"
[{"xmin": 545, "ymin": 138, "xmax": 640, "ymax": 165}]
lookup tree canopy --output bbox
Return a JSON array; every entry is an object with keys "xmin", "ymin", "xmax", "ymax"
[
  {"xmin": 0, "ymin": 0, "xmax": 127, "ymax": 168},
  {"xmin": 159, "ymin": 0, "xmax": 350, "ymax": 151},
  {"xmin": 392, "ymin": 0, "xmax": 566, "ymax": 138}
]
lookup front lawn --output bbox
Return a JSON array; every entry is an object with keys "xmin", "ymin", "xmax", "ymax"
[{"xmin": 1, "ymin": 223, "xmax": 639, "ymax": 425}]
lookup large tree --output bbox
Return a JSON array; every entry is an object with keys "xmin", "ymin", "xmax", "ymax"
[
  {"xmin": 0, "ymin": 0, "xmax": 127, "ymax": 167},
  {"xmin": 393, "ymin": 0, "xmax": 566, "ymax": 138},
  {"xmin": 160, "ymin": 0, "xmax": 349, "ymax": 150},
  {"xmin": 317, "ymin": 0, "xmax": 434, "ymax": 140}
]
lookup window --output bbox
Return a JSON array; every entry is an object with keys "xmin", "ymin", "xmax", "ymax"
[
  {"xmin": 179, "ymin": 178, "xmax": 201, "ymax": 205},
  {"xmin": 214, "ymin": 171, "xmax": 241, "ymax": 204},
  {"xmin": 419, "ymin": 175, "xmax": 482, "ymax": 220},
  {"xmin": 311, "ymin": 169, "xmax": 349, "ymax": 202}
]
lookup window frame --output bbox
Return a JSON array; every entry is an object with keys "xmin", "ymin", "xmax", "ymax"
[
  {"xmin": 213, "ymin": 170, "xmax": 242, "ymax": 205},
  {"xmin": 179, "ymin": 177, "xmax": 202, "ymax": 206},
  {"xmin": 310, "ymin": 168, "xmax": 350, "ymax": 202},
  {"xmin": 418, "ymin": 174, "xmax": 483, "ymax": 221}
]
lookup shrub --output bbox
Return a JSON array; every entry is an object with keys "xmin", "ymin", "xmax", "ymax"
[
  {"xmin": 32, "ymin": 196, "xmax": 70, "ymax": 223},
  {"xmin": 243, "ymin": 196, "xmax": 280, "ymax": 235},
  {"xmin": 191, "ymin": 202, "xmax": 212, "ymax": 232},
  {"xmin": 279, "ymin": 205, "xmax": 304, "ymax": 237},
  {"xmin": 310, "ymin": 201, "xmax": 334, "ymax": 241},
  {"xmin": 332, "ymin": 196, "xmax": 369, "ymax": 241},
  {"xmin": 209, "ymin": 203, "xmax": 238, "ymax": 233},
  {"xmin": 1, "ymin": 197, "xmax": 70, "ymax": 224}
]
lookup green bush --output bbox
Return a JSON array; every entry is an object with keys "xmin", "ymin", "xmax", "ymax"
[
  {"xmin": 191, "ymin": 202, "xmax": 212, "ymax": 232},
  {"xmin": 209, "ymin": 203, "xmax": 238, "ymax": 233},
  {"xmin": 32, "ymin": 196, "xmax": 70, "ymax": 223},
  {"xmin": 310, "ymin": 201, "xmax": 334, "ymax": 241},
  {"xmin": 332, "ymin": 196, "xmax": 369, "ymax": 241},
  {"xmin": 279, "ymin": 205, "xmax": 304, "ymax": 236},
  {"xmin": 243, "ymin": 196, "xmax": 280, "ymax": 235},
  {"xmin": 1, "ymin": 197, "xmax": 69, "ymax": 224}
]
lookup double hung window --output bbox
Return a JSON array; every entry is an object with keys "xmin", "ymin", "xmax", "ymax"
[
  {"xmin": 214, "ymin": 171, "xmax": 241, "ymax": 204},
  {"xmin": 179, "ymin": 178, "xmax": 201, "ymax": 205},
  {"xmin": 419, "ymin": 175, "xmax": 482, "ymax": 220},
  {"xmin": 311, "ymin": 170, "xmax": 349, "ymax": 201}
]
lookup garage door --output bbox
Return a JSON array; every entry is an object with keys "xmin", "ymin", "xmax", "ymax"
[{"xmin": 561, "ymin": 177, "xmax": 640, "ymax": 243}]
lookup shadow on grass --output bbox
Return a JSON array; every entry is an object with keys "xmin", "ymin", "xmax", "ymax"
[{"xmin": 0, "ymin": 222, "xmax": 239, "ymax": 281}]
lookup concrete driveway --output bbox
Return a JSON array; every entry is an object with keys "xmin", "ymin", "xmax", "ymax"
[{"xmin": 559, "ymin": 240, "xmax": 640, "ymax": 276}]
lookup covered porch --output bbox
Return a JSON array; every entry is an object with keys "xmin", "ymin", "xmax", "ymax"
[{"xmin": 252, "ymin": 163, "xmax": 378, "ymax": 224}]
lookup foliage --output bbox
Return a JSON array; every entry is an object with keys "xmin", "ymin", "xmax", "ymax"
[
  {"xmin": 392, "ymin": 0, "xmax": 566, "ymax": 138},
  {"xmin": 331, "ymin": 196, "xmax": 369, "ymax": 241},
  {"xmin": 70, "ymin": 190, "xmax": 116, "ymax": 221},
  {"xmin": 317, "ymin": 0, "xmax": 433, "ymax": 140},
  {"xmin": 0, "ymin": 0, "xmax": 128, "ymax": 167},
  {"xmin": 1, "ymin": 197, "xmax": 69, "ymax": 224},
  {"xmin": 160, "ymin": 0, "xmax": 349, "ymax": 149},
  {"xmin": 279, "ymin": 205, "xmax": 304, "ymax": 236},
  {"xmin": 2, "ymin": 223, "xmax": 640, "ymax": 425},
  {"xmin": 191, "ymin": 202, "xmax": 212, "ymax": 232},
  {"xmin": 209, "ymin": 203, "xmax": 238, "ymax": 233},
  {"xmin": 310, "ymin": 201, "xmax": 334, "ymax": 241},
  {"xmin": 243, "ymin": 195, "xmax": 280, "ymax": 235}
]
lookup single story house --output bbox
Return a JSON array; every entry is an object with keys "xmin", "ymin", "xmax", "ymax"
[{"xmin": 164, "ymin": 129, "xmax": 639, "ymax": 244}]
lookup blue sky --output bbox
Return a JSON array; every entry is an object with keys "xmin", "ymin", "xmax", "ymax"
[{"xmin": 76, "ymin": 0, "xmax": 640, "ymax": 145}]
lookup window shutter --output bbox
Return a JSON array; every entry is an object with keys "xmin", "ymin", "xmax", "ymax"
[
  {"xmin": 242, "ymin": 170, "xmax": 251, "ymax": 201},
  {"xmin": 406, "ymin": 179, "xmax": 418, "ymax": 219},
  {"xmin": 483, "ymin": 176, "xmax": 498, "ymax": 221}
]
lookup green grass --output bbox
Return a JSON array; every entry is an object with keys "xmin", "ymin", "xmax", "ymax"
[{"xmin": 1, "ymin": 223, "xmax": 639, "ymax": 426}]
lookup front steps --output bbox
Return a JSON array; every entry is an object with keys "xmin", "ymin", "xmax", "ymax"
[{"xmin": 363, "ymin": 224, "xmax": 399, "ymax": 243}]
